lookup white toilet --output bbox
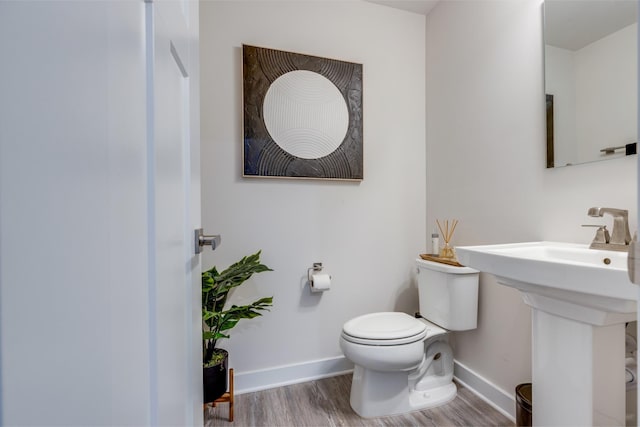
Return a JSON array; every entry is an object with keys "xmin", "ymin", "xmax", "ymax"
[{"xmin": 339, "ymin": 258, "xmax": 479, "ymax": 418}]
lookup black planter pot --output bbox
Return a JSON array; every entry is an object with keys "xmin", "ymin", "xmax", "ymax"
[{"xmin": 203, "ymin": 349, "xmax": 228, "ymax": 403}]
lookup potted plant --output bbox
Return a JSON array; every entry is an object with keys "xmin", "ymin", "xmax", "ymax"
[{"xmin": 201, "ymin": 250, "xmax": 273, "ymax": 403}]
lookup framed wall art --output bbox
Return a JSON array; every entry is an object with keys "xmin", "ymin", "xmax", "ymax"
[{"xmin": 242, "ymin": 45, "xmax": 363, "ymax": 181}]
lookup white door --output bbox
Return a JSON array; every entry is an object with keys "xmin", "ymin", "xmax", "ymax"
[
  {"xmin": 0, "ymin": 1, "xmax": 201, "ymax": 425},
  {"xmin": 148, "ymin": 0, "xmax": 202, "ymax": 425}
]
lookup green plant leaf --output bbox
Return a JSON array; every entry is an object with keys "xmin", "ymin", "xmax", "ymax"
[{"xmin": 201, "ymin": 250, "xmax": 273, "ymax": 365}]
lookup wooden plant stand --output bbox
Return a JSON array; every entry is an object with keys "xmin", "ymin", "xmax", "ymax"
[{"xmin": 204, "ymin": 368, "xmax": 234, "ymax": 421}]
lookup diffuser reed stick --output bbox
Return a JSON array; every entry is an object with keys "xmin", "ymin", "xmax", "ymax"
[{"xmin": 436, "ymin": 219, "xmax": 458, "ymax": 259}]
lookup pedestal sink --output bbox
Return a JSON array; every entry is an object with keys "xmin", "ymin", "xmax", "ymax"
[{"xmin": 456, "ymin": 241, "xmax": 637, "ymax": 426}]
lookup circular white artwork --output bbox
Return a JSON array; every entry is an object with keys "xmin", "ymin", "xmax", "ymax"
[{"xmin": 263, "ymin": 70, "xmax": 349, "ymax": 160}]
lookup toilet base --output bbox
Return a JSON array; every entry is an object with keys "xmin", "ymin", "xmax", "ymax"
[{"xmin": 349, "ymin": 365, "xmax": 457, "ymax": 418}]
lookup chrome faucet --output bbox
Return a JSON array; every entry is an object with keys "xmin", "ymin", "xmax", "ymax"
[{"xmin": 586, "ymin": 207, "xmax": 631, "ymax": 251}]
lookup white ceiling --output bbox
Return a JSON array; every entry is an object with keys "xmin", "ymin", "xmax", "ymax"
[{"xmin": 365, "ymin": 0, "xmax": 440, "ymax": 16}]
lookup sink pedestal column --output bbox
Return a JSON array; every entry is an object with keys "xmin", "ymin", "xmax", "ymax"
[{"xmin": 525, "ymin": 293, "xmax": 631, "ymax": 426}]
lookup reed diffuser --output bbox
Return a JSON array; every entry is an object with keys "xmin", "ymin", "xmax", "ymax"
[{"xmin": 436, "ymin": 219, "xmax": 458, "ymax": 260}]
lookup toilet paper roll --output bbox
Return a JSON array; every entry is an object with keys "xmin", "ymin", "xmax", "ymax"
[{"xmin": 310, "ymin": 273, "xmax": 331, "ymax": 292}]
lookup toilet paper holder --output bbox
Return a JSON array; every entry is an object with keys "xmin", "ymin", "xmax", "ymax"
[
  {"xmin": 307, "ymin": 262, "xmax": 331, "ymax": 292},
  {"xmin": 307, "ymin": 263, "xmax": 323, "ymax": 282}
]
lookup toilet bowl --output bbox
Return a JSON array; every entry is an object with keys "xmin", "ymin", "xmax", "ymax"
[{"xmin": 340, "ymin": 259, "xmax": 479, "ymax": 418}]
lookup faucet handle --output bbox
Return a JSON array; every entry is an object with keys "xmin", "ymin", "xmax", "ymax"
[
  {"xmin": 586, "ymin": 207, "xmax": 631, "ymax": 245},
  {"xmin": 582, "ymin": 224, "xmax": 610, "ymax": 244}
]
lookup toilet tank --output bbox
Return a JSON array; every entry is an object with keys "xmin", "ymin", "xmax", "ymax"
[{"xmin": 416, "ymin": 258, "xmax": 479, "ymax": 331}]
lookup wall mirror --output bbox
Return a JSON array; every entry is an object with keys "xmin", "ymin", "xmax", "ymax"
[{"xmin": 544, "ymin": 0, "xmax": 637, "ymax": 168}]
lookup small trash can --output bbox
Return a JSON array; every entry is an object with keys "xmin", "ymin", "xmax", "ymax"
[{"xmin": 515, "ymin": 383, "xmax": 532, "ymax": 427}]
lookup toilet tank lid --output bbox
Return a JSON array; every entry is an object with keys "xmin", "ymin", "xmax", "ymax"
[
  {"xmin": 416, "ymin": 258, "xmax": 479, "ymax": 274},
  {"xmin": 342, "ymin": 312, "xmax": 426, "ymax": 340}
]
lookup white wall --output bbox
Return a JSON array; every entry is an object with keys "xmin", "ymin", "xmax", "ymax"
[
  {"xmin": 200, "ymin": 0, "xmax": 426, "ymax": 380},
  {"xmin": 427, "ymin": 0, "xmax": 637, "ymax": 398}
]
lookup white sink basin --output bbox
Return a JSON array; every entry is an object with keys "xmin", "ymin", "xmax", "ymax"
[
  {"xmin": 456, "ymin": 241, "xmax": 638, "ymax": 426},
  {"xmin": 456, "ymin": 241, "xmax": 636, "ymax": 317}
]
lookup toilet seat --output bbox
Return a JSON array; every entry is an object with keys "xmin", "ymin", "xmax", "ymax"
[{"xmin": 342, "ymin": 312, "xmax": 428, "ymax": 346}]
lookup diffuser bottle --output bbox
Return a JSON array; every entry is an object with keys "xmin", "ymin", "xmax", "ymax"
[{"xmin": 431, "ymin": 233, "xmax": 439, "ymax": 256}]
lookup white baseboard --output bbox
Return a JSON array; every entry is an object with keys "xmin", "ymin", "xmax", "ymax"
[
  {"xmin": 453, "ymin": 360, "xmax": 517, "ymax": 422},
  {"xmin": 234, "ymin": 356, "xmax": 354, "ymax": 395},
  {"xmin": 233, "ymin": 355, "xmax": 517, "ymax": 423}
]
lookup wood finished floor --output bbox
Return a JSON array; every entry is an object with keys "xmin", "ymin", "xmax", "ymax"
[{"xmin": 205, "ymin": 374, "xmax": 514, "ymax": 427}]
